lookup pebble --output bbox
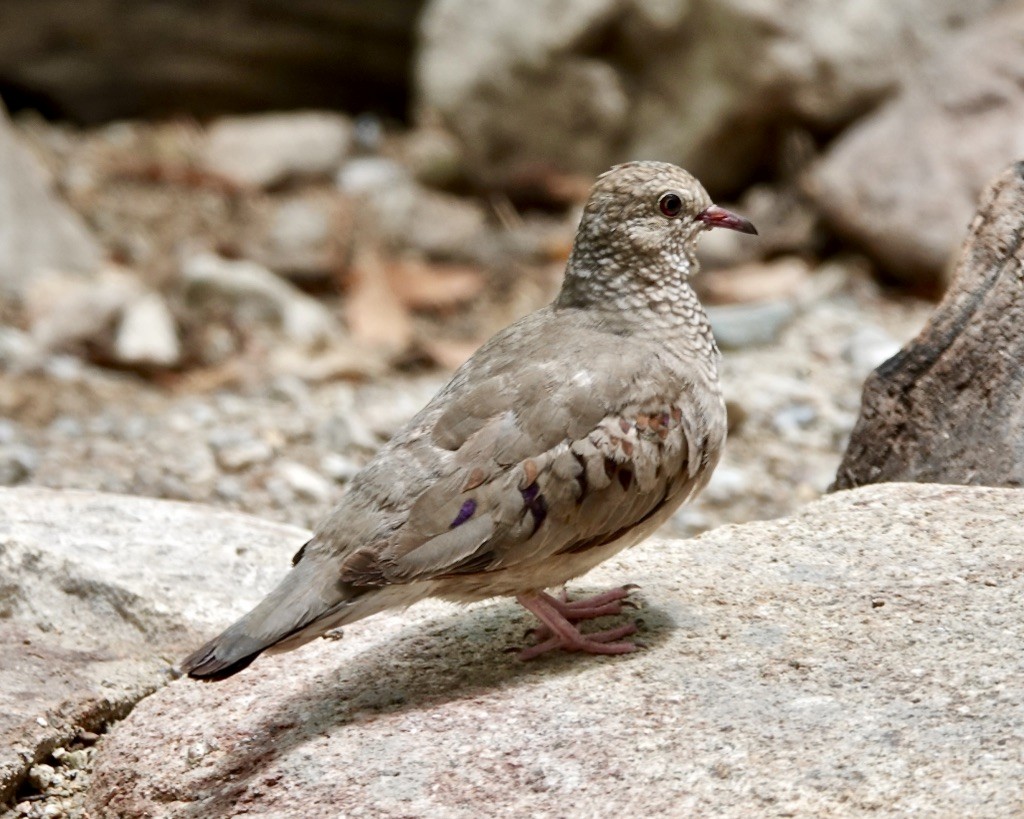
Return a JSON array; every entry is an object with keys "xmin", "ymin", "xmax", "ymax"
[
  {"xmin": 336, "ymin": 157, "xmax": 410, "ymax": 196},
  {"xmin": 276, "ymin": 461, "xmax": 333, "ymax": 503},
  {"xmin": 28, "ymin": 763, "xmax": 55, "ymax": 790},
  {"xmin": 183, "ymin": 252, "xmax": 343, "ymax": 348},
  {"xmin": 60, "ymin": 749, "xmax": 90, "ymax": 770},
  {"xmin": 321, "ymin": 452, "xmax": 362, "ymax": 483},
  {"xmin": 265, "ymin": 198, "xmax": 334, "ymax": 274},
  {"xmin": 202, "ymin": 112, "xmax": 352, "ymax": 188},
  {"xmin": 842, "ymin": 325, "xmax": 901, "ymax": 378},
  {"xmin": 707, "ymin": 301, "xmax": 798, "ymax": 349},
  {"xmin": 114, "ymin": 291, "xmax": 181, "ymax": 368},
  {"xmin": 213, "ymin": 439, "xmax": 274, "ymax": 472},
  {"xmin": 0, "ymin": 444, "xmax": 39, "ymax": 486}
]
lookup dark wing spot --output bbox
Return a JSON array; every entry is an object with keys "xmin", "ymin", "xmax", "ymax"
[
  {"xmin": 450, "ymin": 498, "xmax": 477, "ymax": 528},
  {"xmin": 529, "ymin": 493, "xmax": 548, "ymax": 534},
  {"xmin": 520, "ymin": 484, "xmax": 548, "ymax": 534},
  {"xmin": 573, "ymin": 451, "xmax": 589, "ymax": 503},
  {"xmin": 291, "ymin": 538, "xmax": 312, "ymax": 566}
]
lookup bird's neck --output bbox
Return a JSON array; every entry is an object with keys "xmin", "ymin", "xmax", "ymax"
[{"xmin": 556, "ymin": 245, "xmax": 714, "ymax": 337}]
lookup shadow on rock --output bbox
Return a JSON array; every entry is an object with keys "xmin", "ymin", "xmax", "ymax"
[{"xmin": 182, "ymin": 592, "xmax": 676, "ymax": 816}]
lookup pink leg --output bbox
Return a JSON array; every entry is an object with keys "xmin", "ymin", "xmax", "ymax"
[
  {"xmin": 526, "ymin": 586, "xmax": 637, "ymax": 642},
  {"xmin": 544, "ymin": 586, "xmax": 637, "ymax": 621},
  {"xmin": 516, "ymin": 590, "xmax": 641, "ymax": 661}
]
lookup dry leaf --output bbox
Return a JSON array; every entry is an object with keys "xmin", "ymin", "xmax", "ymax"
[
  {"xmin": 388, "ymin": 258, "xmax": 485, "ymax": 310},
  {"xmin": 419, "ymin": 337, "xmax": 486, "ymax": 370},
  {"xmin": 345, "ymin": 247, "xmax": 414, "ymax": 353}
]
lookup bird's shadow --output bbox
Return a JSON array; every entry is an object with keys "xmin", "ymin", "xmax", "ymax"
[{"xmin": 184, "ymin": 593, "xmax": 676, "ymax": 815}]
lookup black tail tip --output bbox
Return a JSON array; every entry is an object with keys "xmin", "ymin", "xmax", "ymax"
[{"xmin": 180, "ymin": 645, "xmax": 263, "ymax": 682}]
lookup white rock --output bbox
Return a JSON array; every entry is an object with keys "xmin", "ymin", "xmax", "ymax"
[
  {"xmin": 114, "ymin": 291, "xmax": 181, "ymax": 368},
  {"xmin": 0, "ymin": 102, "xmax": 102, "ymax": 297},
  {"xmin": 336, "ymin": 157, "xmax": 411, "ymax": 196},
  {"xmin": 276, "ymin": 460, "xmax": 333, "ymax": 503},
  {"xmin": 182, "ymin": 252, "xmax": 343, "ymax": 348},
  {"xmin": 202, "ymin": 112, "xmax": 352, "ymax": 188},
  {"xmin": 26, "ymin": 267, "xmax": 143, "ymax": 353},
  {"xmin": 842, "ymin": 325, "xmax": 900, "ymax": 379}
]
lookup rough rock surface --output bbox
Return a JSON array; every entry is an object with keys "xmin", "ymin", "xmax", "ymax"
[
  {"xmin": 834, "ymin": 161, "xmax": 1024, "ymax": 490},
  {"xmin": 86, "ymin": 484, "xmax": 1024, "ymax": 817},
  {"xmin": 0, "ymin": 489, "xmax": 300, "ymax": 803},
  {"xmin": 809, "ymin": 5, "xmax": 1024, "ymax": 285},
  {"xmin": 417, "ymin": 0, "xmax": 1003, "ymax": 192},
  {"xmin": 0, "ymin": 103, "xmax": 101, "ymax": 297}
]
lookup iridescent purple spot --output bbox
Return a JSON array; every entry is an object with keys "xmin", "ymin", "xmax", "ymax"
[
  {"xmin": 521, "ymin": 484, "xmax": 547, "ymax": 534},
  {"xmin": 450, "ymin": 498, "xmax": 477, "ymax": 528}
]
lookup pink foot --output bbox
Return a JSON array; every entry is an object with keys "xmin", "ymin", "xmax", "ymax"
[{"xmin": 516, "ymin": 588, "xmax": 641, "ymax": 661}]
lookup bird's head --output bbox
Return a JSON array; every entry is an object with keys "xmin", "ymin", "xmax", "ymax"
[
  {"xmin": 580, "ymin": 161, "xmax": 756, "ymax": 262},
  {"xmin": 559, "ymin": 161, "xmax": 757, "ymax": 312}
]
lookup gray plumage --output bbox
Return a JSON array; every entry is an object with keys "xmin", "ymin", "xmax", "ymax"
[{"xmin": 181, "ymin": 161, "xmax": 757, "ymax": 679}]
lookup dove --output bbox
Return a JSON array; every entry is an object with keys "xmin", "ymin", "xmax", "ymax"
[{"xmin": 181, "ymin": 161, "xmax": 757, "ymax": 679}]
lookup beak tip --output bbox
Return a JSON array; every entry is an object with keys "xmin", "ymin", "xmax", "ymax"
[{"xmin": 699, "ymin": 205, "xmax": 758, "ymax": 237}]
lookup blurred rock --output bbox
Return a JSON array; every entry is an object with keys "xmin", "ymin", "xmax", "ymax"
[
  {"xmin": 0, "ymin": 2, "xmax": 424, "ymax": 123},
  {"xmin": 0, "ymin": 327, "xmax": 44, "ymax": 371},
  {"xmin": 201, "ymin": 112, "xmax": 352, "ymax": 189},
  {"xmin": 182, "ymin": 253, "xmax": 343, "ymax": 348},
  {"xmin": 698, "ymin": 257, "xmax": 812, "ymax": 306},
  {"xmin": 26, "ymin": 267, "xmax": 142, "ymax": 354},
  {"xmin": 336, "ymin": 157, "xmax": 412, "ymax": 196},
  {"xmin": 401, "ymin": 122, "xmax": 468, "ymax": 189},
  {"xmin": 275, "ymin": 460, "xmax": 333, "ymax": 503},
  {"xmin": 0, "ymin": 102, "xmax": 102, "ymax": 297},
  {"xmin": 0, "ymin": 444, "xmax": 37, "ymax": 486},
  {"xmin": 113, "ymin": 291, "xmax": 181, "ymax": 368},
  {"xmin": 809, "ymin": 6, "xmax": 1024, "ymax": 286},
  {"xmin": 841, "ymin": 325, "xmax": 900, "ymax": 380},
  {"xmin": 417, "ymin": 0, "xmax": 1002, "ymax": 193},
  {"xmin": 247, "ymin": 194, "xmax": 350, "ymax": 280},
  {"xmin": 211, "ymin": 437, "xmax": 274, "ymax": 473},
  {"xmin": 338, "ymin": 155, "xmax": 488, "ymax": 260},
  {"xmin": 707, "ymin": 300, "xmax": 797, "ymax": 349}
]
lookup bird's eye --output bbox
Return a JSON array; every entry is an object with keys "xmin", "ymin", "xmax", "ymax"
[{"xmin": 658, "ymin": 192, "xmax": 684, "ymax": 218}]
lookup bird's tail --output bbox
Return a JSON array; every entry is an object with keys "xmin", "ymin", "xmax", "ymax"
[{"xmin": 180, "ymin": 556, "xmax": 354, "ymax": 681}]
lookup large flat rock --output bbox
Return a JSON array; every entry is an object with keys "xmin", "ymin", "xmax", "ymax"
[
  {"xmin": 0, "ymin": 489, "xmax": 300, "ymax": 804},
  {"xmin": 86, "ymin": 484, "xmax": 1024, "ymax": 817}
]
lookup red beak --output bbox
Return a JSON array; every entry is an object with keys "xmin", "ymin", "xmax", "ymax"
[{"xmin": 697, "ymin": 205, "xmax": 758, "ymax": 235}]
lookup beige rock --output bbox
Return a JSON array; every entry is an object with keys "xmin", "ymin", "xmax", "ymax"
[
  {"xmin": 0, "ymin": 102, "xmax": 102, "ymax": 297},
  {"xmin": 809, "ymin": 6, "xmax": 1024, "ymax": 285},
  {"xmin": 202, "ymin": 112, "xmax": 352, "ymax": 189},
  {"xmin": 87, "ymin": 484, "xmax": 1024, "ymax": 817},
  {"xmin": 0, "ymin": 488, "xmax": 301, "ymax": 803},
  {"xmin": 416, "ymin": 0, "xmax": 1003, "ymax": 192}
]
